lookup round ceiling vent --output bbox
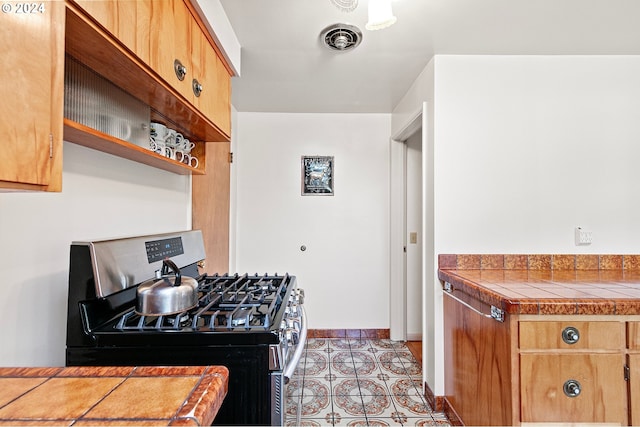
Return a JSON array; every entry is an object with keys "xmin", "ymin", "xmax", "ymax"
[{"xmin": 321, "ymin": 24, "xmax": 362, "ymax": 52}]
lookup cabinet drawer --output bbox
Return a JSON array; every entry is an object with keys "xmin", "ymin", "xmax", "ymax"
[
  {"xmin": 519, "ymin": 321, "xmax": 624, "ymax": 350},
  {"xmin": 520, "ymin": 353, "xmax": 627, "ymax": 424},
  {"xmin": 630, "ymin": 322, "xmax": 640, "ymax": 350}
]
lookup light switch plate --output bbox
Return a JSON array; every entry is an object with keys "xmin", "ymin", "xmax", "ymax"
[{"xmin": 409, "ymin": 232, "xmax": 418, "ymax": 244}]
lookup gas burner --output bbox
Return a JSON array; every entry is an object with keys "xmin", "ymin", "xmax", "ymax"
[
  {"xmin": 231, "ymin": 308, "xmax": 254, "ymax": 327},
  {"xmin": 167, "ymin": 313, "xmax": 191, "ymax": 328}
]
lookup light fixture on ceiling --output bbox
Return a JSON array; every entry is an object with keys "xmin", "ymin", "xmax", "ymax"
[
  {"xmin": 365, "ymin": 0, "xmax": 397, "ymax": 31},
  {"xmin": 330, "ymin": 0, "xmax": 358, "ymax": 13}
]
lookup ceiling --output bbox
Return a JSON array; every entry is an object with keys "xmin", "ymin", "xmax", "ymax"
[{"xmin": 219, "ymin": 0, "xmax": 640, "ymax": 113}]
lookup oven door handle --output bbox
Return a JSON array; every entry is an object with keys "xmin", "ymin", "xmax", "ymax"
[{"xmin": 283, "ymin": 305, "xmax": 307, "ymax": 383}]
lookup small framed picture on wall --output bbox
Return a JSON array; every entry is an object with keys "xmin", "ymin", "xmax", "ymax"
[{"xmin": 301, "ymin": 155, "xmax": 334, "ymax": 196}]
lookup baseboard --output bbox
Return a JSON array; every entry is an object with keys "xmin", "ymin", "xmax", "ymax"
[
  {"xmin": 406, "ymin": 332, "xmax": 422, "ymax": 341},
  {"xmin": 423, "ymin": 380, "xmax": 446, "ymax": 412},
  {"xmin": 307, "ymin": 329, "xmax": 390, "ymax": 339},
  {"xmin": 442, "ymin": 396, "xmax": 463, "ymax": 426}
]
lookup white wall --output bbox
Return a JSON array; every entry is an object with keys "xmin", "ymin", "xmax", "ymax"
[
  {"xmin": 393, "ymin": 54, "xmax": 640, "ymax": 397},
  {"xmin": 435, "ymin": 55, "xmax": 640, "ymax": 253},
  {"xmin": 0, "ymin": 142, "xmax": 191, "ymax": 366},
  {"xmin": 233, "ymin": 113, "xmax": 391, "ymax": 330}
]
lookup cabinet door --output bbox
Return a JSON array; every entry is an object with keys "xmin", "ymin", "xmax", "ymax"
[
  {"xmin": 443, "ymin": 292, "xmax": 516, "ymax": 426},
  {"xmin": 0, "ymin": 1, "xmax": 63, "ymax": 190},
  {"xmin": 190, "ymin": 27, "xmax": 231, "ymax": 137},
  {"xmin": 630, "ymin": 354, "xmax": 640, "ymax": 426},
  {"xmin": 630, "ymin": 322, "xmax": 640, "ymax": 350},
  {"xmin": 73, "ymin": 0, "xmax": 150, "ymax": 64},
  {"xmin": 631, "ymin": 323, "xmax": 640, "ymax": 426},
  {"xmin": 114, "ymin": 0, "xmax": 151, "ymax": 64},
  {"xmin": 73, "ymin": 0, "xmax": 115, "ymax": 32},
  {"xmin": 149, "ymin": 0, "xmax": 192, "ymax": 101},
  {"xmin": 520, "ymin": 353, "xmax": 627, "ymax": 425}
]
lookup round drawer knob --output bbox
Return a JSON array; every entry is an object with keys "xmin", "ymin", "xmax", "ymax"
[
  {"xmin": 174, "ymin": 59, "xmax": 187, "ymax": 81},
  {"xmin": 563, "ymin": 379, "xmax": 581, "ymax": 398},
  {"xmin": 192, "ymin": 79, "xmax": 203, "ymax": 97},
  {"xmin": 562, "ymin": 326, "xmax": 580, "ymax": 344}
]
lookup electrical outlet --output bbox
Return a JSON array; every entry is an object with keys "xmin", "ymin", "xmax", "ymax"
[{"xmin": 575, "ymin": 227, "xmax": 593, "ymax": 245}]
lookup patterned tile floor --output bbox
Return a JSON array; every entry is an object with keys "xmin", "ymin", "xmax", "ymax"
[{"xmin": 285, "ymin": 338, "xmax": 450, "ymax": 426}]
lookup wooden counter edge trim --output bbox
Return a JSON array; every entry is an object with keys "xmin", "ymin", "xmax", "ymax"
[
  {"xmin": 438, "ymin": 269, "xmax": 639, "ymax": 316},
  {"xmin": 439, "ymin": 270, "xmax": 524, "ymax": 315},
  {"xmin": 174, "ymin": 366, "xmax": 229, "ymax": 426},
  {"xmin": 438, "ymin": 254, "xmax": 640, "ymax": 271}
]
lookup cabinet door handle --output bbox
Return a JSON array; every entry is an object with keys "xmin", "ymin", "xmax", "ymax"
[
  {"xmin": 562, "ymin": 326, "xmax": 580, "ymax": 345},
  {"xmin": 563, "ymin": 379, "xmax": 581, "ymax": 397},
  {"xmin": 192, "ymin": 79, "xmax": 203, "ymax": 97},
  {"xmin": 174, "ymin": 59, "xmax": 187, "ymax": 81}
]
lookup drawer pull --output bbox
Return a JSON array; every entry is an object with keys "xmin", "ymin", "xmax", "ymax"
[
  {"xmin": 174, "ymin": 59, "xmax": 187, "ymax": 81},
  {"xmin": 562, "ymin": 326, "xmax": 580, "ymax": 345},
  {"xmin": 192, "ymin": 79, "xmax": 203, "ymax": 97},
  {"xmin": 563, "ymin": 379, "xmax": 581, "ymax": 397}
]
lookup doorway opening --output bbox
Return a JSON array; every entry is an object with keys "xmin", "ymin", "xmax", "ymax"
[{"xmin": 389, "ymin": 103, "xmax": 429, "ymax": 370}]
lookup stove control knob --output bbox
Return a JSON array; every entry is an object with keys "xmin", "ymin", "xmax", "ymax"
[
  {"xmin": 285, "ymin": 328, "xmax": 299, "ymax": 345},
  {"xmin": 287, "ymin": 317, "xmax": 300, "ymax": 329}
]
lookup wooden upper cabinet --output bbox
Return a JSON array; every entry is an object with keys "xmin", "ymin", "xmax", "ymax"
[
  {"xmin": 149, "ymin": 0, "xmax": 193, "ymax": 102},
  {"xmin": 0, "ymin": 1, "xmax": 64, "ymax": 191},
  {"xmin": 71, "ymin": 0, "xmax": 230, "ymax": 140},
  {"xmin": 117, "ymin": 1, "xmax": 151, "ymax": 63},
  {"xmin": 72, "ymin": 1, "xmax": 150, "ymax": 63},
  {"xmin": 191, "ymin": 24, "xmax": 231, "ymax": 137}
]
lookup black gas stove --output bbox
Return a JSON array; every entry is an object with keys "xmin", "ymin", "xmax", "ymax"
[{"xmin": 65, "ymin": 230, "xmax": 306, "ymax": 426}]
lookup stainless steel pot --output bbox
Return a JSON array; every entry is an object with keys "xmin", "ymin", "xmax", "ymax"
[{"xmin": 136, "ymin": 259, "xmax": 198, "ymax": 316}]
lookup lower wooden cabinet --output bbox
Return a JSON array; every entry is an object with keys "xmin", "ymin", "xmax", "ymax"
[
  {"xmin": 442, "ymin": 291, "xmax": 517, "ymax": 426},
  {"xmin": 630, "ymin": 322, "xmax": 640, "ymax": 426},
  {"xmin": 520, "ymin": 353, "xmax": 627, "ymax": 425},
  {"xmin": 443, "ymin": 285, "xmax": 638, "ymax": 426}
]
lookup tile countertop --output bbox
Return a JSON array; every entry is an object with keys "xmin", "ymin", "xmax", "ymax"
[
  {"xmin": 438, "ymin": 254, "xmax": 640, "ymax": 316},
  {"xmin": 0, "ymin": 365, "xmax": 228, "ymax": 426}
]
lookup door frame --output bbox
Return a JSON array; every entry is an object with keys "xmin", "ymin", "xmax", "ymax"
[{"xmin": 389, "ymin": 106, "xmax": 424, "ymax": 342}]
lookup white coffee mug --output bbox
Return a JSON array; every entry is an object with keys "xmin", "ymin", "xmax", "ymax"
[
  {"xmin": 181, "ymin": 140, "xmax": 195, "ymax": 153},
  {"xmin": 176, "ymin": 151, "xmax": 198, "ymax": 168},
  {"xmin": 150, "ymin": 122, "xmax": 167, "ymax": 141},
  {"xmin": 165, "ymin": 129, "xmax": 184, "ymax": 148},
  {"xmin": 164, "ymin": 146, "xmax": 176, "ymax": 160},
  {"xmin": 176, "ymin": 150, "xmax": 188, "ymax": 163},
  {"xmin": 149, "ymin": 138, "xmax": 165, "ymax": 155}
]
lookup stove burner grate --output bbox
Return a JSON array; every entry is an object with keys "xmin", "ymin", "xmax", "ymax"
[{"xmin": 113, "ymin": 273, "xmax": 289, "ymax": 332}]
